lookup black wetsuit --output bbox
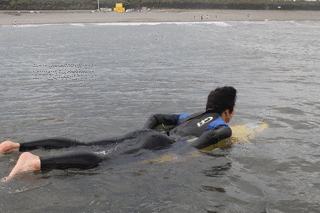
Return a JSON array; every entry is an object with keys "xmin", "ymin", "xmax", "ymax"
[{"xmin": 19, "ymin": 111, "xmax": 232, "ymax": 171}]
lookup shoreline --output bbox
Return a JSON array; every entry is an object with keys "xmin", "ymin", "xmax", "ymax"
[{"xmin": 1, "ymin": 9, "xmax": 320, "ymax": 25}]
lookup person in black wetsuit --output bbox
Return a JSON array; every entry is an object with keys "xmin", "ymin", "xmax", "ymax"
[{"xmin": 0, "ymin": 86, "xmax": 236, "ymax": 181}]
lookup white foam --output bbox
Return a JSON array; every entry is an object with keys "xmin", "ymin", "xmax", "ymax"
[
  {"xmin": 209, "ymin": 21, "xmax": 230, "ymax": 27},
  {"xmin": 1, "ymin": 21, "xmax": 231, "ymax": 28},
  {"xmin": 14, "ymin": 24, "xmax": 40, "ymax": 28},
  {"xmin": 96, "ymin": 22, "xmax": 165, "ymax": 26},
  {"xmin": 95, "ymin": 21, "xmax": 230, "ymax": 27},
  {"xmin": 0, "ymin": 23, "xmax": 71, "ymax": 28},
  {"xmin": 70, "ymin": 23, "xmax": 85, "ymax": 27}
]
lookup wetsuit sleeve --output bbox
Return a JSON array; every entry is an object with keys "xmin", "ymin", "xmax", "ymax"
[
  {"xmin": 191, "ymin": 126, "xmax": 232, "ymax": 149},
  {"xmin": 143, "ymin": 114, "xmax": 180, "ymax": 129}
]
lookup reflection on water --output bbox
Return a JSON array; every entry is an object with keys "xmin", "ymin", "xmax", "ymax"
[{"xmin": 203, "ymin": 161, "xmax": 232, "ymax": 178}]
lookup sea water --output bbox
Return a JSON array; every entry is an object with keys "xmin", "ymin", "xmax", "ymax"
[{"xmin": 1, "ymin": 21, "xmax": 320, "ymax": 212}]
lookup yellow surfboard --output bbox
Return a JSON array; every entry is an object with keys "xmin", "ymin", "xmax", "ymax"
[
  {"xmin": 201, "ymin": 122, "xmax": 268, "ymax": 152},
  {"xmin": 145, "ymin": 123, "xmax": 268, "ymax": 163}
]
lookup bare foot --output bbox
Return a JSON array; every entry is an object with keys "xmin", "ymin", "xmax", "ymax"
[
  {"xmin": 0, "ymin": 141, "xmax": 20, "ymax": 154},
  {"xmin": 2, "ymin": 152, "xmax": 40, "ymax": 181}
]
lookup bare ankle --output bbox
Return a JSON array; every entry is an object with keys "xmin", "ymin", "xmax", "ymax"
[
  {"xmin": 6, "ymin": 152, "xmax": 41, "ymax": 180},
  {"xmin": 0, "ymin": 141, "xmax": 20, "ymax": 154}
]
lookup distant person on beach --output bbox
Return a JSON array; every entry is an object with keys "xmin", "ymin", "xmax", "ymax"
[{"xmin": 0, "ymin": 86, "xmax": 237, "ymax": 181}]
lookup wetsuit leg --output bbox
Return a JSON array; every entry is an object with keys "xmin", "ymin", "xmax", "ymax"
[
  {"xmin": 140, "ymin": 132, "xmax": 175, "ymax": 150},
  {"xmin": 121, "ymin": 131, "xmax": 175, "ymax": 154},
  {"xmin": 37, "ymin": 130, "xmax": 173, "ymax": 171},
  {"xmin": 19, "ymin": 138, "xmax": 85, "ymax": 152},
  {"xmin": 87, "ymin": 129, "xmax": 155, "ymax": 146},
  {"xmin": 40, "ymin": 151, "xmax": 107, "ymax": 171},
  {"xmin": 19, "ymin": 130, "xmax": 153, "ymax": 152}
]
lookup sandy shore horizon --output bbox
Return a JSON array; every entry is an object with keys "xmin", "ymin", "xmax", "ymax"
[{"xmin": 1, "ymin": 9, "xmax": 320, "ymax": 25}]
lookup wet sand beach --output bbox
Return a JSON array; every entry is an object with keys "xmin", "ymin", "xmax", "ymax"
[{"xmin": 1, "ymin": 9, "xmax": 320, "ymax": 25}]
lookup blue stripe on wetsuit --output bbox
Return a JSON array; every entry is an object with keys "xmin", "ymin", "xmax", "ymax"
[
  {"xmin": 177, "ymin": 113, "xmax": 191, "ymax": 124},
  {"xmin": 177, "ymin": 113, "xmax": 229, "ymax": 131},
  {"xmin": 206, "ymin": 116, "xmax": 229, "ymax": 130}
]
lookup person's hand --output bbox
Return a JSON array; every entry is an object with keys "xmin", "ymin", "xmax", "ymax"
[{"xmin": 0, "ymin": 141, "xmax": 20, "ymax": 154}]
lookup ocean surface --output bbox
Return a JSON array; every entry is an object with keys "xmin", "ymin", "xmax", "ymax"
[{"xmin": 1, "ymin": 20, "xmax": 320, "ymax": 213}]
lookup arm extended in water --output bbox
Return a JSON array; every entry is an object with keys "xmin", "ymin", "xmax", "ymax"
[
  {"xmin": 143, "ymin": 114, "xmax": 180, "ymax": 129},
  {"xmin": 190, "ymin": 126, "xmax": 232, "ymax": 149}
]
